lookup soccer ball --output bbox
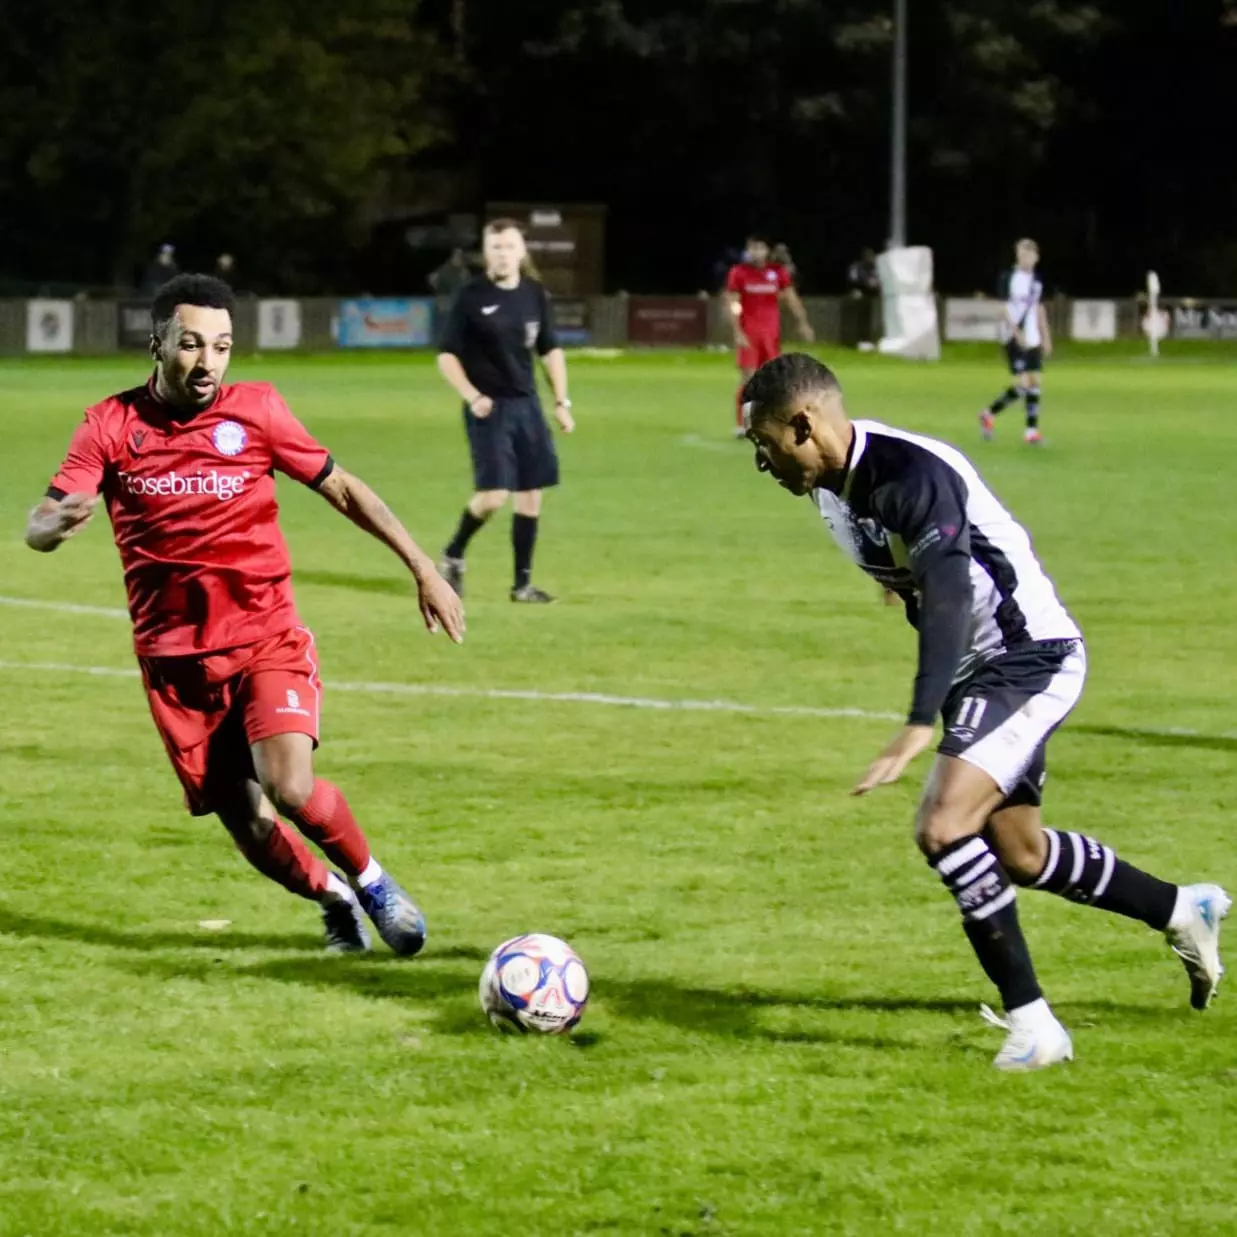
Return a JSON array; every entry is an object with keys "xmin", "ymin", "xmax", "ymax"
[{"xmin": 479, "ymin": 933, "xmax": 589, "ymax": 1034}]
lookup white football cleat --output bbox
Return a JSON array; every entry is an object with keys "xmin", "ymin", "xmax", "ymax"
[
  {"xmin": 980, "ymin": 999, "xmax": 1074, "ymax": 1072},
  {"xmin": 1166, "ymin": 883, "xmax": 1232, "ymax": 1011}
]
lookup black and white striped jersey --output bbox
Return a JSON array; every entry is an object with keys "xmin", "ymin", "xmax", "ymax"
[
  {"xmin": 999, "ymin": 267, "xmax": 1044, "ymax": 347},
  {"xmin": 813, "ymin": 419, "xmax": 1080, "ymax": 724}
]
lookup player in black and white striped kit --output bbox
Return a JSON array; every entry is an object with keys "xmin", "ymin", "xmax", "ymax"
[
  {"xmin": 980, "ymin": 238, "xmax": 1051, "ymax": 445},
  {"xmin": 744, "ymin": 353, "xmax": 1229, "ymax": 1072}
]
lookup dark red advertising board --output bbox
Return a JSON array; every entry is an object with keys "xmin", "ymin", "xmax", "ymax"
[{"xmin": 627, "ymin": 297, "xmax": 707, "ymax": 345}]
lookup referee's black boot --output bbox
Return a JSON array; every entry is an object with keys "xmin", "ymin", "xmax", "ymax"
[
  {"xmin": 510, "ymin": 583, "xmax": 555, "ymax": 604},
  {"xmin": 439, "ymin": 555, "xmax": 466, "ymax": 597}
]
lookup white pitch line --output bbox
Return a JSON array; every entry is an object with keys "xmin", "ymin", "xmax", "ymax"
[
  {"xmin": 0, "ymin": 595, "xmax": 128, "ymax": 620},
  {"xmin": 3, "ymin": 596, "xmax": 1235, "ymax": 740},
  {"xmin": 0, "ymin": 659, "xmax": 901, "ymax": 723}
]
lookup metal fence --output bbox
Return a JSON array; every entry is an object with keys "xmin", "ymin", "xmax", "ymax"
[{"xmin": 0, "ymin": 293, "xmax": 1214, "ymax": 356}]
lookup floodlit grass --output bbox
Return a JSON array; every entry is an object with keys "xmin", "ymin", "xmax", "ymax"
[{"xmin": 0, "ymin": 343, "xmax": 1234, "ymax": 1235}]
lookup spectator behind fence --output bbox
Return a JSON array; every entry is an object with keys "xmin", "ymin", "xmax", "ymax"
[
  {"xmin": 140, "ymin": 244, "xmax": 179, "ymax": 296},
  {"xmin": 771, "ymin": 243, "xmax": 799, "ymax": 284},
  {"xmin": 845, "ymin": 246, "xmax": 882, "ymax": 349},
  {"xmin": 429, "ymin": 248, "xmax": 471, "ymax": 301},
  {"xmin": 712, "ymin": 245, "xmax": 744, "ymax": 294},
  {"xmin": 847, "ymin": 247, "xmax": 881, "ymax": 297}
]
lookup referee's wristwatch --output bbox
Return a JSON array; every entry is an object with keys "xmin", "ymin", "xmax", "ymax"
[{"xmin": 555, "ymin": 398, "xmax": 572, "ymax": 409}]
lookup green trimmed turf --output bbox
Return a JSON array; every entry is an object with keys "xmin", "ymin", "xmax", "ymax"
[{"xmin": 0, "ymin": 344, "xmax": 1234, "ymax": 1235}]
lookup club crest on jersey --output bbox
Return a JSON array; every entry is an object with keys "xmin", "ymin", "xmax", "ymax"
[
  {"xmin": 212, "ymin": 421, "xmax": 247, "ymax": 457},
  {"xmin": 857, "ymin": 518, "xmax": 888, "ymax": 547},
  {"xmin": 766, "ymin": 269, "xmax": 778, "ymax": 281},
  {"xmin": 525, "ymin": 321, "xmax": 539, "ymax": 348}
]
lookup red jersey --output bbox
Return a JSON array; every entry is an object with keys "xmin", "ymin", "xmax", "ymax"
[
  {"xmin": 49, "ymin": 380, "xmax": 332, "ymax": 657},
  {"xmin": 725, "ymin": 261, "xmax": 792, "ymax": 335}
]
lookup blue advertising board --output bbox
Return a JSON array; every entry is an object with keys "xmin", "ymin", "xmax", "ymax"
[{"xmin": 337, "ymin": 298, "xmax": 434, "ymax": 348}]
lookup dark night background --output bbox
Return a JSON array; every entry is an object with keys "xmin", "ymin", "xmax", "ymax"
[{"xmin": 1, "ymin": 0, "xmax": 1234, "ymax": 296}]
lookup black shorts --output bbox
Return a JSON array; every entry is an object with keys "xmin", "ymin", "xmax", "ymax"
[
  {"xmin": 938, "ymin": 639, "xmax": 1086, "ymax": 809},
  {"xmin": 463, "ymin": 396, "xmax": 560, "ymax": 493},
  {"xmin": 1004, "ymin": 341, "xmax": 1044, "ymax": 376}
]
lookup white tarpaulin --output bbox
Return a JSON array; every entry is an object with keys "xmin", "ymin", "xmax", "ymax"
[
  {"xmin": 877, "ymin": 247, "xmax": 940, "ymax": 360},
  {"xmin": 26, "ymin": 299, "xmax": 74, "ymax": 353},
  {"xmin": 258, "ymin": 299, "xmax": 302, "ymax": 350}
]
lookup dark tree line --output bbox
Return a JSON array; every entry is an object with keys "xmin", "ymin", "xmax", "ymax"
[{"xmin": 2, "ymin": 0, "xmax": 1236, "ymax": 295}]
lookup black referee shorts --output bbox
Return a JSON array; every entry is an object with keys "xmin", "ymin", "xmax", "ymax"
[
  {"xmin": 1004, "ymin": 340, "xmax": 1044, "ymax": 376},
  {"xmin": 463, "ymin": 397, "xmax": 560, "ymax": 493}
]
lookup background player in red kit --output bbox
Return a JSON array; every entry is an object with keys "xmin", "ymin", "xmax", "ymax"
[
  {"xmin": 725, "ymin": 235, "xmax": 814, "ymax": 435},
  {"xmin": 24, "ymin": 275, "xmax": 465, "ymax": 956}
]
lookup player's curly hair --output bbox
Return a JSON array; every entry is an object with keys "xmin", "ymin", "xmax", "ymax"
[
  {"xmin": 741, "ymin": 353, "xmax": 841, "ymax": 427},
  {"xmin": 150, "ymin": 274, "xmax": 236, "ymax": 339}
]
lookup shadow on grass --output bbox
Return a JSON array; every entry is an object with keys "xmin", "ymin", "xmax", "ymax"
[
  {"xmin": 1071, "ymin": 723, "xmax": 1237, "ymax": 754},
  {"xmin": 0, "ymin": 907, "xmax": 1198, "ymax": 1049},
  {"xmin": 0, "ymin": 906, "xmax": 316, "ymax": 953},
  {"xmin": 295, "ymin": 569, "xmax": 411, "ymax": 597}
]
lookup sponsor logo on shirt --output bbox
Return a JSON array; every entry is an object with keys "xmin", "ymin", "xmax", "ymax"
[
  {"xmin": 276, "ymin": 686, "xmax": 312, "ymax": 718},
  {"xmin": 119, "ymin": 469, "xmax": 250, "ymax": 501},
  {"xmin": 525, "ymin": 321, "xmax": 539, "ymax": 348},
  {"xmin": 212, "ymin": 421, "xmax": 247, "ymax": 456},
  {"xmin": 481, "ymin": 305, "xmax": 500, "ymax": 315},
  {"xmin": 908, "ymin": 525, "xmax": 945, "ymax": 559}
]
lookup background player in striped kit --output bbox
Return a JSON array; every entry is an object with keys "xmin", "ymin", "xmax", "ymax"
[
  {"xmin": 744, "ymin": 352, "xmax": 1229, "ymax": 1072},
  {"xmin": 980, "ymin": 238, "xmax": 1052, "ymax": 445}
]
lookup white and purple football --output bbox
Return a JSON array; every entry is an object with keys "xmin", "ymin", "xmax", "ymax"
[{"xmin": 479, "ymin": 933, "xmax": 590, "ymax": 1034}]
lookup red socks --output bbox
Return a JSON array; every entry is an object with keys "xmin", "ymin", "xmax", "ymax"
[
  {"xmin": 288, "ymin": 779, "xmax": 372, "ymax": 880},
  {"xmin": 233, "ymin": 819, "xmax": 329, "ymax": 902}
]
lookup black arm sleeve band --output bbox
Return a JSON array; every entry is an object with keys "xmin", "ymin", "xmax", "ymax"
[
  {"xmin": 46, "ymin": 486, "xmax": 67, "ymax": 501},
  {"xmin": 308, "ymin": 456, "xmax": 335, "ymax": 490},
  {"xmin": 908, "ymin": 550, "xmax": 973, "ymax": 725}
]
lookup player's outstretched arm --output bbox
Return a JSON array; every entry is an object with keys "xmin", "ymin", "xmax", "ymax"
[
  {"xmin": 539, "ymin": 348, "xmax": 575, "ymax": 432},
  {"xmin": 316, "ymin": 468, "xmax": 465, "ymax": 643},
  {"xmin": 25, "ymin": 494, "xmax": 99, "ymax": 553},
  {"xmin": 1038, "ymin": 303, "xmax": 1053, "ymax": 356},
  {"xmin": 726, "ymin": 292, "xmax": 749, "ymax": 348},
  {"xmin": 782, "ymin": 286, "xmax": 815, "ymax": 343}
]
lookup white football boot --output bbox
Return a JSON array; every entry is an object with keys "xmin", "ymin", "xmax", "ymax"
[
  {"xmin": 1166, "ymin": 883, "xmax": 1232, "ymax": 1011},
  {"xmin": 980, "ymin": 998, "xmax": 1074, "ymax": 1072}
]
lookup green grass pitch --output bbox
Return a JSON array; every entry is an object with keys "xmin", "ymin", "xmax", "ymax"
[{"xmin": 0, "ymin": 343, "xmax": 1234, "ymax": 1235}]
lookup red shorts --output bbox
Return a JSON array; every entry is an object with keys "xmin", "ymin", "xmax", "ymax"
[
  {"xmin": 738, "ymin": 329, "xmax": 782, "ymax": 371},
  {"xmin": 139, "ymin": 626, "xmax": 322, "ymax": 816}
]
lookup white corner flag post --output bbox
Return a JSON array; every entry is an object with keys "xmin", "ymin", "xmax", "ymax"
[{"xmin": 1147, "ymin": 270, "xmax": 1161, "ymax": 358}]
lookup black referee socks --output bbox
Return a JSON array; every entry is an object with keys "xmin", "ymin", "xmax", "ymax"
[
  {"xmin": 512, "ymin": 514, "xmax": 539, "ymax": 590},
  {"xmin": 445, "ymin": 509, "xmax": 487, "ymax": 559}
]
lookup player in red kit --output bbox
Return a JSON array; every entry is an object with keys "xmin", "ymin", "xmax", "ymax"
[
  {"xmin": 24, "ymin": 275, "xmax": 465, "ymax": 956},
  {"xmin": 725, "ymin": 235, "xmax": 814, "ymax": 436}
]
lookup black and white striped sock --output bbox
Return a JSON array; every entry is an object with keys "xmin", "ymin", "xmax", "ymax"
[
  {"xmin": 1025, "ymin": 385, "xmax": 1041, "ymax": 428},
  {"xmin": 989, "ymin": 385, "xmax": 1021, "ymax": 414},
  {"xmin": 932, "ymin": 835, "xmax": 1042, "ymax": 1011},
  {"xmin": 1032, "ymin": 828, "xmax": 1177, "ymax": 931}
]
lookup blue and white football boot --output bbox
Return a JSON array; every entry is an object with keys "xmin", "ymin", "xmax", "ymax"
[
  {"xmin": 1166, "ymin": 883, "xmax": 1231, "ymax": 1011},
  {"xmin": 353, "ymin": 873, "xmax": 428, "ymax": 957}
]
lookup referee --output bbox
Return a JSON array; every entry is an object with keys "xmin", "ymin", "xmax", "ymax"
[{"xmin": 436, "ymin": 219, "xmax": 575, "ymax": 603}]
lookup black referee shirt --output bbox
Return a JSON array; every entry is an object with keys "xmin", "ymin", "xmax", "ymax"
[{"xmin": 437, "ymin": 274, "xmax": 559, "ymax": 399}]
